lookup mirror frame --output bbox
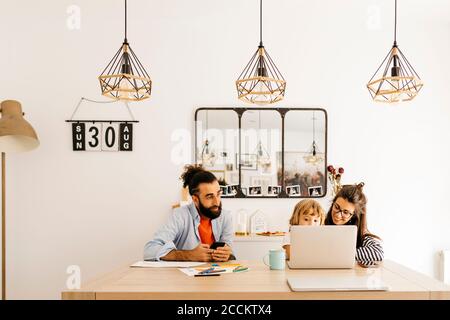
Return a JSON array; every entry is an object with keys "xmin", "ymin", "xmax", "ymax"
[{"xmin": 194, "ymin": 107, "xmax": 328, "ymax": 198}]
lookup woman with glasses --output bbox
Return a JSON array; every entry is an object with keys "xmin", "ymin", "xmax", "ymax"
[{"xmin": 324, "ymin": 183, "xmax": 384, "ymax": 264}]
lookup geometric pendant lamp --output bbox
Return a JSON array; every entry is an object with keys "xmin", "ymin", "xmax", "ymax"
[
  {"xmin": 98, "ymin": 0, "xmax": 152, "ymax": 102},
  {"xmin": 253, "ymin": 111, "xmax": 271, "ymax": 165},
  {"xmin": 200, "ymin": 139, "xmax": 216, "ymax": 168},
  {"xmin": 303, "ymin": 112, "xmax": 323, "ymax": 165},
  {"xmin": 236, "ymin": 0, "xmax": 286, "ymax": 105},
  {"xmin": 200, "ymin": 111, "xmax": 216, "ymax": 167},
  {"xmin": 367, "ymin": 0, "xmax": 423, "ymax": 103}
]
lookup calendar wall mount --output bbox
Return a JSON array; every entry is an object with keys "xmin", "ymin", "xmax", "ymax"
[{"xmin": 66, "ymin": 97, "xmax": 139, "ymax": 152}]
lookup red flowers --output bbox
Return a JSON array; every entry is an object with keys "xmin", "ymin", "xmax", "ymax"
[
  {"xmin": 327, "ymin": 165, "xmax": 344, "ymax": 175},
  {"xmin": 327, "ymin": 165, "xmax": 344, "ymax": 196}
]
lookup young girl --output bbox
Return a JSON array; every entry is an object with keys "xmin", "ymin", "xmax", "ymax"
[
  {"xmin": 325, "ymin": 182, "xmax": 383, "ymax": 265},
  {"xmin": 283, "ymin": 199, "xmax": 325, "ymax": 260}
]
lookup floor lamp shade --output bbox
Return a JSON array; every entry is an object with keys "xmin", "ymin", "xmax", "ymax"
[
  {"xmin": 0, "ymin": 100, "xmax": 39, "ymax": 152},
  {"xmin": 0, "ymin": 99, "xmax": 39, "ymax": 300}
]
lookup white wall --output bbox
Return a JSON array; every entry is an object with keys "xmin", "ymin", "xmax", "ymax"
[{"xmin": 0, "ymin": 0, "xmax": 449, "ymax": 299}]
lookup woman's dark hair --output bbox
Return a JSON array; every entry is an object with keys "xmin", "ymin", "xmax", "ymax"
[
  {"xmin": 324, "ymin": 182, "xmax": 380, "ymax": 247},
  {"xmin": 180, "ymin": 164, "xmax": 217, "ymax": 195}
]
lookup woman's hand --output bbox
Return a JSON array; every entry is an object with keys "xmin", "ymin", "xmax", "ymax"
[{"xmin": 282, "ymin": 244, "xmax": 290, "ymax": 260}]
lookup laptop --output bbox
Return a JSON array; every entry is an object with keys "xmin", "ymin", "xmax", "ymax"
[{"xmin": 287, "ymin": 225, "xmax": 357, "ymax": 269}]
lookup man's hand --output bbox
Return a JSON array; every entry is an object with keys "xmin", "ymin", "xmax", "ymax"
[
  {"xmin": 187, "ymin": 243, "xmax": 214, "ymax": 262},
  {"xmin": 160, "ymin": 244, "xmax": 229, "ymax": 262},
  {"xmin": 211, "ymin": 244, "xmax": 232, "ymax": 262}
]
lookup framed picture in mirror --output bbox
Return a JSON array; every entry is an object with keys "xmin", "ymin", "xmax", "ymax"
[
  {"xmin": 267, "ymin": 185, "xmax": 282, "ymax": 196},
  {"xmin": 286, "ymin": 185, "xmax": 301, "ymax": 197},
  {"xmin": 220, "ymin": 185, "xmax": 228, "ymax": 196},
  {"xmin": 248, "ymin": 186, "xmax": 262, "ymax": 196},
  {"xmin": 227, "ymin": 185, "xmax": 239, "ymax": 196},
  {"xmin": 308, "ymin": 186, "xmax": 323, "ymax": 196}
]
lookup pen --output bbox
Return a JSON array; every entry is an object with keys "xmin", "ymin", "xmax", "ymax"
[
  {"xmin": 195, "ymin": 274, "xmax": 221, "ymax": 277},
  {"xmin": 206, "ymin": 269, "xmax": 226, "ymax": 274},
  {"xmin": 233, "ymin": 267, "xmax": 248, "ymax": 273},
  {"xmin": 198, "ymin": 267, "xmax": 215, "ymax": 274}
]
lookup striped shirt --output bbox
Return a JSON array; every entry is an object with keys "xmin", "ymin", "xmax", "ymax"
[{"xmin": 356, "ymin": 235, "xmax": 384, "ymax": 264}]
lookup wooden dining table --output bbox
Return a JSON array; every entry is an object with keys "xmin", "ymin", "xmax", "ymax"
[{"xmin": 62, "ymin": 259, "xmax": 450, "ymax": 300}]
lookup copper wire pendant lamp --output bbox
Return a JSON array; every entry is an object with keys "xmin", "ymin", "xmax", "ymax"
[
  {"xmin": 303, "ymin": 112, "xmax": 323, "ymax": 165},
  {"xmin": 367, "ymin": 0, "xmax": 423, "ymax": 103},
  {"xmin": 236, "ymin": 0, "xmax": 286, "ymax": 105},
  {"xmin": 98, "ymin": 0, "xmax": 152, "ymax": 101},
  {"xmin": 200, "ymin": 110, "xmax": 216, "ymax": 167},
  {"xmin": 254, "ymin": 111, "xmax": 271, "ymax": 165}
]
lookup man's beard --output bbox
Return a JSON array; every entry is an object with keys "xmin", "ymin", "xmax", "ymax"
[{"xmin": 198, "ymin": 200, "xmax": 222, "ymax": 220}]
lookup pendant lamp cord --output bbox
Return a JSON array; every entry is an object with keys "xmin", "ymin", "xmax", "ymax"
[
  {"xmin": 259, "ymin": 0, "xmax": 263, "ymax": 46},
  {"xmin": 258, "ymin": 110, "xmax": 261, "ymax": 142},
  {"xmin": 124, "ymin": 0, "xmax": 128, "ymax": 42},
  {"xmin": 205, "ymin": 110, "xmax": 208, "ymax": 140},
  {"xmin": 394, "ymin": 0, "xmax": 397, "ymax": 44},
  {"xmin": 312, "ymin": 112, "xmax": 316, "ymax": 142}
]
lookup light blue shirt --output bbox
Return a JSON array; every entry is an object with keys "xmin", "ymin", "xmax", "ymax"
[{"xmin": 143, "ymin": 202, "xmax": 234, "ymax": 261}]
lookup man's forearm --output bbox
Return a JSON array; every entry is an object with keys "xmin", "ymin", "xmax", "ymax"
[{"xmin": 160, "ymin": 249, "xmax": 192, "ymax": 261}]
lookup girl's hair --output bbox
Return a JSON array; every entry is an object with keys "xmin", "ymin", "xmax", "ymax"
[
  {"xmin": 324, "ymin": 182, "xmax": 380, "ymax": 247},
  {"xmin": 180, "ymin": 164, "xmax": 217, "ymax": 195},
  {"xmin": 289, "ymin": 199, "xmax": 325, "ymax": 226}
]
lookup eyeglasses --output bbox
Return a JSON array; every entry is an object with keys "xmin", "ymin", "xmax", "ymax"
[{"xmin": 332, "ymin": 202, "xmax": 354, "ymax": 219}]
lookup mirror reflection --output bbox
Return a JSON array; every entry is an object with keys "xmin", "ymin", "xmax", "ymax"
[
  {"xmin": 195, "ymin": 108, "xmax": 327, "ymax": 198},
  {"xmin": 195, "ymin": 109, "xmax": 239, "ymax": 195},
  {"xmin": 240, "ymin": 110, "xmax": 282, "ymax": 197},
  {"xmin": 283, "ymin": 110, "xmax": 326, "ymax": 197}
]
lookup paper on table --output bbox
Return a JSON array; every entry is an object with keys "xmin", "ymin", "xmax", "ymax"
[
  {"xmin": 179, "ymin": 268, "xmax": 200, "ymax": 276},
  {"xmin": 130, "ymin": 261, "xmax": 207, "ymax": 268}
]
